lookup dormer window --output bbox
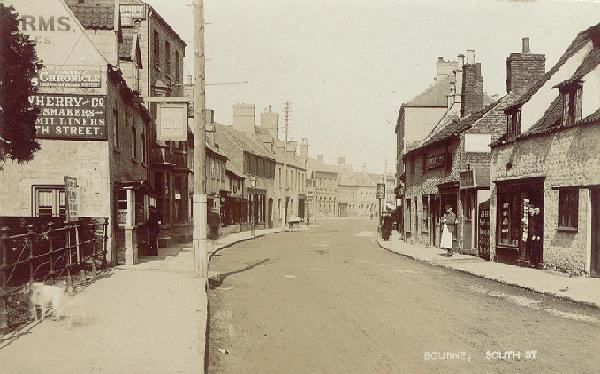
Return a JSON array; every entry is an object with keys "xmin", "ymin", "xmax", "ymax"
[
  {"xmin": 560, "ymin": 81, "xmax": 582, "ymax": 127},
  {"xmin": 506, "ymin": 109, "xmax": 521, "ymax": 140}
]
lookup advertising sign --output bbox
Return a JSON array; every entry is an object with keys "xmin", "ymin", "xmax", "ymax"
[
  {"xmin": 29, "ymin": 94, "xmax": 106, "ymax": 140},
  {"xmin": 120, "ymin": 4, "xmax": 146, "ymax": 26},
  {"xmin": 478, "ymin": 200, "xmax": 490, "ymax": 260},
  {"xmin": 376, "ymin": 183, "xmax": 385, "ymax": 200},
  {"xmin": 157, "ymin": 102, "xmax": 188, "ymax": 141},
  {"xmin": 425, "ymin": 154, "xmax": 445, "ymax": 171},
  {"xmin": 33, "ymin": 66, "xmax": 102, "ymax": 89},
  {"xmin": 64, "ymin": 177, "xmax": 79, "ymax": 222}
]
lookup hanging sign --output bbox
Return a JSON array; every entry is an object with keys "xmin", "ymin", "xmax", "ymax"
[
  {"xmin": 64, "ymin": 176, "xmax": 79, "ymax": 222},
  {"xmin": 156, "ymin": 102, "xmax": 188, "ymax": 141}
]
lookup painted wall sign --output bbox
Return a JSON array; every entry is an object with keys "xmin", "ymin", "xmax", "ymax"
[
  {"xmin": 33, "ymin": 66, "xmax": 102, "ymax": 88},
  {"xmin": 425, "ymin": 154, "xmax": 445, "ymax": 170},
  {"xmin": 64, "ymin": 176, "xmax": 79, "ymax": 222},
  {"xmin": 120, "ymin": 4, "xmax": 146, "ymax": 19},
  {"xmin": 29, "ymin": 94, "xmax": 107, "ymax": 140}
]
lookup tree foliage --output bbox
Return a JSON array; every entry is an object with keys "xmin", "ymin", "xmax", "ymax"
[{"xmin": 0, "ymin": 4, "xmax": 41, "ymax": 169}]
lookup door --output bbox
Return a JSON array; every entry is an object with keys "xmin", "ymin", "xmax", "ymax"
[
  {"xmin": 591, "ymin": 189, "xmax": 600, "ymax": 276},
  {"xmin": 462, "ymin": 191, "xmax": 474, "ymax": 252},
  {"xmin": 268, "ymin": 198, "xmax": 273, "ymax": 229}
]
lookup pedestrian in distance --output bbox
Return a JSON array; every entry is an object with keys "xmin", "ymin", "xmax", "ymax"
[
  {"xmin": 147, "ymin": 206, "xmax": 160, "ymax": 256},
  {"xmin": 440, "ymin": 205, "xmax": 456, "ymax": 256}
]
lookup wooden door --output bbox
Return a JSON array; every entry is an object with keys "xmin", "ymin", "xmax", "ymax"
[
  {"xmin": 591, "ymin": 189, "xmax": 600, "ymax": 277},
  {"xmin": 462, "ymin": 191, "xmax": 473, "ymax": 252}
]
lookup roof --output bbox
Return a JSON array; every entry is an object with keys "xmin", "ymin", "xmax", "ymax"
[
  {"xmin": 506, "ymin": 22, "xmax": 599, "ymax": 112},
  {"xmin": 68, "ymin": 4, "xmax": 115, "ymax": 30},
  {"xmin": 226, "ymin": 165, "xmax": 245, "ymax": 179},
  {"xmin": 214, "ymin": 124, "xmax": 274, "ymax": 174},
  {"xmin": 306, "ymin": 158, "xmax": 339, "ymax": 174},
  {"xmin": 339, "ymin": 171, "xmax": 375, "ymax": 187},
  {"xmin": 206, "ymin": 142, "xmax": 227, "ymax": 160},
  {"xmin": 494, "ymin": 23, "xmax": 600, "ymax": 145},
  {"xmin": 404, "ymin": 75, "xmax": 454, "ymax": 107}
]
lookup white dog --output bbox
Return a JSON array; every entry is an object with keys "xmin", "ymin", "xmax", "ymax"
[{"xmin": 30, "ymin": 282, "xmax": 67, "ymax": 321}]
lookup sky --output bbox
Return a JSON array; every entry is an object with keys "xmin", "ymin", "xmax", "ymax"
[{"xmin": 144, "ymin": 0, "xmax": 600, "ymax": 174}]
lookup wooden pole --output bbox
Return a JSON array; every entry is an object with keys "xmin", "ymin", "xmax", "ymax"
[{"xmin": 193, "ymin": 0, "xmax": 208, "ymax": 277}]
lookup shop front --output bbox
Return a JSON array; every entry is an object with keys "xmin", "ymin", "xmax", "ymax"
[
  {"xmin": 494, "ymin": 177, "xmax": 544, "ymax": 267},
  {"xmin": 460, "ymin": 167, "xmax": 491, "ymax": 256},
  {"xmin": 437, "ymin": 181, "xmax": 459, "ymax": 250}
]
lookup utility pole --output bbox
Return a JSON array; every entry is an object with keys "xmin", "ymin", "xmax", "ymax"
[
  {"xmin": 193, "ymin": 0, "xmax": 208, "ymax": 277},
  {"xmin": 280, "ymin": 101, "xmax": 290, "ymax": 231}
]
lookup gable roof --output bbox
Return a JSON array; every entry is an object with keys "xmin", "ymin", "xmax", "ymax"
[
  {"xmin": 404, "ymin": 75, "xmax": 454, "ymax": 107},
  {"xmin": 214, "ymin": 124, "xmax": 274, "ymax": 174}
]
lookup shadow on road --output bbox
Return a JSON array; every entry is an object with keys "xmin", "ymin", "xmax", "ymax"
[{"xmin": 209, "ymin": 258, "xmax": 271, "ymax": 289}]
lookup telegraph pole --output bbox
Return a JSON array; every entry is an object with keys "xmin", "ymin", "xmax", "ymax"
[
  {"xmin": 193, "ymin": 0, "xmax": 208, "ymax": 277},
  {"xmin": 280, "ymin": 101, "xmax": 290, "ymax": 230}
]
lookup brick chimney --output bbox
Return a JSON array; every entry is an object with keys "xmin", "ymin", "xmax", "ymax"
[
  {"xmin": 260, "ymin": 105, "xmax": 279, "ymax": 139},
  {"xmin": 232, "ymin": 103, "xmax": 256, "ymax": 133},
  {"xmin": 299, "ymin": 138, "xmax": 309, "ymax": 159},
  {"xmin": 461, "ymin": 50, "xmax": 484, "ymax": 117},
  {"xmin": 506, "ymin": 37, "xmax": 545, "ymax": 94}
]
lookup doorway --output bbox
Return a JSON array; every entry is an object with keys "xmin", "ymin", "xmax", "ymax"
[
  {"xmin": 462, "ymin": 190, "xmax": 475, "ymax": 253},
  {"xmin": 591, "ymin": 189, "xmax": 600, "ymax": 276}
]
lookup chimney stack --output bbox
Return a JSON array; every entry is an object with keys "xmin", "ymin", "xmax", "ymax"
[
  {"xmin": 506, "ymin": 37, "xmax": 545, "ymax": 94},
  {"xmin": 461, "ymin": 50, "xmax": 484, "ymax": 117},
  {"xmin": 260, "ymin": 105, "xmax": 279, "ymax": 139},
  {"xmin": 232, "ymin": 103, "xmax": 256, "ymax": 133},
  {"xmin": 299, "ymin": 138, "xmax": 309, "ymax": 159},
  {"xmin": 435, "ymin": 57, "xmax": 458, "ymax": 80},
  {"xmin": 317, "ymin": 155, "xmax": 324, "ymax": 164}
]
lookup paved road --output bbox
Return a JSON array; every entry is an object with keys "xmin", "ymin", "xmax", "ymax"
[{"xmin": 208, "ymin": 218, "xmax": 600, "ymax": 373}]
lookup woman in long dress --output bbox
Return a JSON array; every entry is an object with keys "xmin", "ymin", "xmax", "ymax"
[{"xmin": 440, "ymin": 205, "xmax": 456, "ymax": 256}]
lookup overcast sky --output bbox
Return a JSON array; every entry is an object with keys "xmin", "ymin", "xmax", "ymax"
[{"xmin": 145, "ymin": 0, "xmax": 599, "ymax": 174}]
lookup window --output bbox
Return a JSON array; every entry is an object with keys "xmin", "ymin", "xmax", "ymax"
[
  {"xmin": 153, "ymin": 30, "xmax": 160, "ymax": 67},
  {"xmin": 561, "ymin": 84, "xmax": 582, "ymax": 127},
  {"xmin": 141, "ymin": 132, "xmax": 146, "ymax": 164},
  {"xmin": 165, "ymin": 41, "xmax": 171, "ymax": 75},
  {"xmin": 33, "ymin": 187, "xmax": 65, "ymax": 218},
  {"xmin": 506, "ymin": 110, "xmax": 521, "ymax": 139},
  {"xmin": 421, "ymin": 196, "xmax": 429, "ymax": 232},
  {"xmin": 410, "ymin": 157, "xmax": 415, "ymax": 176},
  {"xmin": 113, "ymin": 106, "xmax": 119, "ymax": 148},
  {"xmin": 131, "ymin": 126, "xmax": 137, "ymax": 159},
  {"xmin": 175, "ymin": 50, "xmax": 181, "ymax": 83},
  {"xmin": 445, "ymin": 152, "xmax": 453, "ymax": 173},
  {"xmin": 405, "ymin": 199, "xmax": 412, "ymax": 232},
  {"xmin": 558, "ymin": 189, "xmax": 578, "ymax": 229}
]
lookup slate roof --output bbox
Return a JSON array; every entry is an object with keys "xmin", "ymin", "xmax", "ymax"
[
  {"xmin": 214, "ymin": 124, "xmax": 274, "ymax": 174},
  {"xmin": 404, "ymin": 75, "xmax": 454, "ymax": 107},
  {"xmin": 506, "ymin": 22, "xmax": 599, "ymax": 112},
  {"xmin": 68, "ymin": 4, "xmax": 115, "ymax": 30}
]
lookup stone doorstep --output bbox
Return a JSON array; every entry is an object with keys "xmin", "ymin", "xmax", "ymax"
[{"xmin": 377, "ymin": 238, "xmax": 600, "ymax": 309}]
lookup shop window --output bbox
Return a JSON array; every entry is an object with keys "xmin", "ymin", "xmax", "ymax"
[
  {"xmin": 558, "ymin": 189, "xmax": 578, "ymax": 229},
  {"xmin": 421, "ymin": 196, "xmax": 429, "ymax": 232},
  {"xmin": 116, "ymin": 189, "xmax": 128, "ymax": 226},
  {"xmin": 497, "ymin": 192, "xmax": 521, "ymax": 247},
  {"xmin": 33, "ymin": 187, "xmax": 65, "ymax": 218}
]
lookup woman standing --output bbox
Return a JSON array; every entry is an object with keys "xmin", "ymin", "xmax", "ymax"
[{"xmin": 440, "ymin": 205, "xmax": 456, "ymax": 256}]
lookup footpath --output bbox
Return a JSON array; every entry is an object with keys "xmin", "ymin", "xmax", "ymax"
[
  {"xmin": 0, "ymin": 227, "xmax": 281, "ymax": 374},
  {"xmin": 378, "ymin": 232, "xmax": 600, "ymax": 309}
]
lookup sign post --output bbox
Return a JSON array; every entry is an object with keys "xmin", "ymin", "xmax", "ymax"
[
  {"xmin": 377, "ymin": 183, "xmax": 385, "ymax": 232},
  {"xmin": 64, "ymin": 176, "xmax": 79, "ymax": 222}
]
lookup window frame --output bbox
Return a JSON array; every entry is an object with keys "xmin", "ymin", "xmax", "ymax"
[
  {"xmin": 32, "ymin": 186, "xmax": 66, "ymax": 218},
  {"xmin": 558, "ymin": 188, "xmax": 579, "ymax": 230}
]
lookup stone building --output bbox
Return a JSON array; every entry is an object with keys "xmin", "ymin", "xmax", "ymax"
[
  {"xmin": 1, "ymin": 0, "xmax": 152, "ymax": 265},
  {"xmin": 490, "ymin": 23, "xmax": 600, "ymax": 276},
  {"xmin": 306, "ymin": 156, "xmax": 339, "ymax": 218}
]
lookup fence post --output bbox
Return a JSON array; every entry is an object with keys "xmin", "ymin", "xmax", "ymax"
[
  {"xmin": 75, "ymin": 224, "xmax": 86, "ymax": 285},
  {"xmin": 102, "ymin": 218, "xmax": 109, "ymax": 269},
  {"xmin": 0, "ymin": 227, "xmax": 10, "ymax": 334},
  {"xmin": 27, "ymin": 225, "xmax": 35, "ymax": 284},
  {"xmin": 65, "ymin": 224, "xmax": 74, "ymax": 294},
  {"xmin": 47, "ymin": 222, "xmax": 55, "ymax": 285},
  {"xmin": 90, "ymin": 222, "xmax": 98, "ymax": 279}
]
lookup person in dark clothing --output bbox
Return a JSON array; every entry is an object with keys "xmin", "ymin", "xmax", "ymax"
[
  {"xmin": 208, "ymin": 208, "xmax": 221, "ymax": 240},
  {"xmin": 147, "ymin": 206, "xmax": 160, "ymax": 256},
  {"xmin": 382, "ymin": 213, "xmax": 393, "ymax": 240}
]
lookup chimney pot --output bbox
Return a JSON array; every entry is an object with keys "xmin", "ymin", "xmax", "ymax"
[
  {"xmin": 437, "ymin": 56, "xmax": 444, "ymax": 62},
  {"xmin": 522, "ymin": 37, "xmax": 530, "ymax": 53},
  {"xmin": 466, "ymin": 50, "xmax": 475, "ymax": 64}
]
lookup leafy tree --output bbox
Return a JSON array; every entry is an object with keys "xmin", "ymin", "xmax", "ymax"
[{"xmin": 0, "ymin": 4, "xmax": 41, "ymax": 170}]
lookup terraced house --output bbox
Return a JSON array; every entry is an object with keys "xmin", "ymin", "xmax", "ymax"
[{"xmin": 490, "ymin": 23, "xmax": 600, "ymax": 276}]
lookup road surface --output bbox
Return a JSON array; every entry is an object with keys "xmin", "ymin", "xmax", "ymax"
[{"xmin": 208, "ymin": 218, "xmax": 600, "ymax": 373}]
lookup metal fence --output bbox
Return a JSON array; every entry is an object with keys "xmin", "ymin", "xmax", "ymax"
[{"xmin": 0, "ymin": 218, "xmax": 109, "ymax": 333}]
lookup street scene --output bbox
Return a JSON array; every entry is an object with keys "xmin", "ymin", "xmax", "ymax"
[{"xmin": 0, "ymin": 0, "xmax": 599, "ymax": 373}]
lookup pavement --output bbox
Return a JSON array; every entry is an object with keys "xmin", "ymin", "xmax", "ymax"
[
  {"xmin": 0, "ymin": 227, "xmax": 281, "ymax": 374},
  {"xmin": 378, "ymin": 231, "xmax": 600, "ymax": 309}
]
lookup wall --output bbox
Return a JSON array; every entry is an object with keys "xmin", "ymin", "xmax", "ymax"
[
  {"xmin": 402, "ymin": 107, "xmax": 448, "ymax": 152},
  {"xmin": 490, "ymin": 124, "xmax": 600, "ymax": 275}
]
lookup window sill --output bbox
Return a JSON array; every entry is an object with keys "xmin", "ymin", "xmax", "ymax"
[{"xmin": 557, "ymin": 226, "xmax": 578, "ymax": 233}]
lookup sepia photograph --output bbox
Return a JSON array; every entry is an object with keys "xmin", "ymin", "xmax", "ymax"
[{"xmin": 0, "ymin": 0, "xmax": 599, "ymax": 373}]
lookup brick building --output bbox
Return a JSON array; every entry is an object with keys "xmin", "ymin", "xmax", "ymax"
[
  {"xmin": 490, "ymin": 24, "xmax": 600, "ymax": 276},
  {"xmin": 1, "ymin": 0, "xmax": 152, "ymax": 265}
]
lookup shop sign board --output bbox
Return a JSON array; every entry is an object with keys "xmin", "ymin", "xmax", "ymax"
[
  {"xmin": 120, "ymin": 4, "xmax": 146, "ymax": 26},
  {"xmin": 376, "ymin": 183, "xmax": 385, "ymax": 200},
  {"xmin": 156, "ymin": 102, "xmax": 188, "ymax": 141},
  {"xmin": 29, "ymin": 94, "xmax": 107, "ymax": 140},
  {"xmin": 64, "ymin": 176, "xmax": 79, "ymax": 222},
  {"xmin": 33, "ymin": 66, "xmax": 102, "ymax": 89},
  {"xmin": 425, "ymin": 154, "xmax": 445, "ymax": 171}
]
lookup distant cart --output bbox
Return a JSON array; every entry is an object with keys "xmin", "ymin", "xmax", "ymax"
[{"xmin": 288, "ymin": 216, "xmax": 303, "ymax": 230}]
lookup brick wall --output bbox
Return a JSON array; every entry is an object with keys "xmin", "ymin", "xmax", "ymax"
[
  {"xmin": 490, "ymin": 124, "xmax": 600, "ymax": 275},
  {"xmin": 461, "ymin": 63, "xmax": 484, "ymax": 117},
  {"xmin": 506, "ymin": 53, "xmax": 545, "ymax": 94}
]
